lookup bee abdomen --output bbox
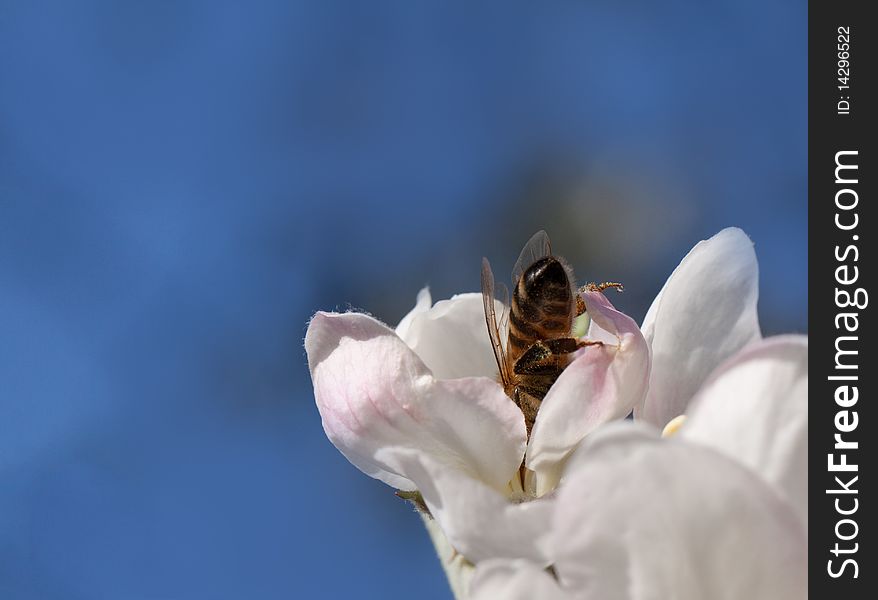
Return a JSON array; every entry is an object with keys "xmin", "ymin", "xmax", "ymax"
[{"xmin": 508, "ymin": 257, "xmax": 574, "ymax": 355}]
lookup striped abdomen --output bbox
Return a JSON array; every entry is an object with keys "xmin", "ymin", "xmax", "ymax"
[{"xmin": 507, "ymin": 256, "xmax": 575, "ymax": 368}]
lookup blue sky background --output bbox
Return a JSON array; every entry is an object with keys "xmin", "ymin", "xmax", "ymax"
[{"xmin": 1, "ymin": 2, "xmax": 805, "ymax": 599}]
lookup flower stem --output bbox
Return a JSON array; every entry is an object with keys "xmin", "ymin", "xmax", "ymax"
[{"xmin": 420, "ymin": 513, "xmax": 475, "ymax": 600}]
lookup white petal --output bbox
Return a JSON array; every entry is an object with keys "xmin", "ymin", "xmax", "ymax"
[
  {"xmin": 396, "ymin": 292, "xmax": 501, "ymax": 380},
  {"xmin": 638, "ymin": 228, "xmax": 762, "ymax": 427},
  {"xmin": 395, "ymin": 286, "xmax": 432, "ymax": 340},
  {"xmin": 681, "ymin": 335, "xmax": 808, "ymax": 529},
  {"xmin": 526, "ymin": 291, "xmax": 650, "ymax": 486},
  {"xmin": 384, "ymin": 450, "xmax": 554, "ymax": 564},
  {"xmin": 553, "ymin": 423, "xmax": 807, "ymax": 600},
  {"xmin": 306, "ymin": 311, "xmax": 526, "ymax": 491},
  {"xmin": 470, "ymin": 560, "xmax": 570, "ymax": 600}
]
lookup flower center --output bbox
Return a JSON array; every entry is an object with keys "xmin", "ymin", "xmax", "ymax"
[{"xmin": 507, "ymin": 465, "xmax": 540, "ymax": 502}]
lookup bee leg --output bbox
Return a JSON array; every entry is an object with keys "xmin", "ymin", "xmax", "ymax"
[
  {"xmin": 581, "ymin": 281, "xmax": 625, "ymax": 294},
  {"xmin": 542, "ymin": 337, "xmax": 600, "ymax": 354},
  {"xmin": 542, "ymin": 337, "xmax": 604, "ymax": 356},
  {"xmin": 513, "ymin": 338, "xmax": 602, "ymax": 376},
  {"xmin": 575, "ymin": 339, "xmax": 604, "ymax": 349},
  {"xmin": 575, "ymin": 283, "xmax": 623, "ymax": 316},
  {"xmin": 513, "ymin": 340, "xmax": 556, "ymax": 375}
]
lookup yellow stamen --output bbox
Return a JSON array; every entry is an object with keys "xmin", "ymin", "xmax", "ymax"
[{"xmin": 661, "ymin": 415, "xmax": 687, "ymax": 438}]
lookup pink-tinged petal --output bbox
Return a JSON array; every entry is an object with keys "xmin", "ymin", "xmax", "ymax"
[
  {"xmin": 306, "ymin": 311, "xmax": 526, "ymax": 492},
  {"xmin": 396, "ymin": 292, "xmax": 501, "ymax": 380},
  {"xmin": 638, "ymin": 228, "xmax": 762, "ymax": 427},
  {"xmin": 526, "ymin": 292, "xmax": 650, "ymax": 482},
  {"xmin": 554, "ymin": 423, "xmax": 806, "ymax": 600},
  {"xmin": 470, "ymin": 560, "xmax": 569, "ymax": 600},
  {"xmin": 681, "ymin": 335, "xmax": 808, "ymax": 529},
  {"xmin": 383, "ymin": 450, "xmax": 553, "ymax": 564}
]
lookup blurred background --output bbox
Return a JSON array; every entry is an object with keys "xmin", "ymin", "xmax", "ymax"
[{"xmin": 1, "ymin": 2, "xmax": 805, "ymax": 599}]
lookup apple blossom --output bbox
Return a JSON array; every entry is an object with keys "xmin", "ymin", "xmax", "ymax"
[
  {"xmin": 467, "ymin": 227, "xmax": 807, "ymax": 600},
  {"xmin": 305, "ymin": 285, "xmax": 649, "ymax": 581},
  {"xmin": 307, "ymin": 226, "xmax": 806, "ymax": 600}
]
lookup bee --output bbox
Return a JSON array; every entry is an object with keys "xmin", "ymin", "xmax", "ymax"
[{"xmin": 481, "ymin": 231, "xmax": 621, "ymax": 436}]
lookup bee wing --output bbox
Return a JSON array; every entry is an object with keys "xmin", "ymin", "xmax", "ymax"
[
  {"xmin": 481, "ymin": 257, "xmax": 510, "ymax": 386},
  {"xmin": 496, "ymin": 281, "xmax": 510, "ymax": 341},
  {"xmin": 511, "ymin": 230, "xmax": 553, "ymax": 284},
  {"xmin": 497, "ymin": 281, "xmax": 510, "ymax": 362}
]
